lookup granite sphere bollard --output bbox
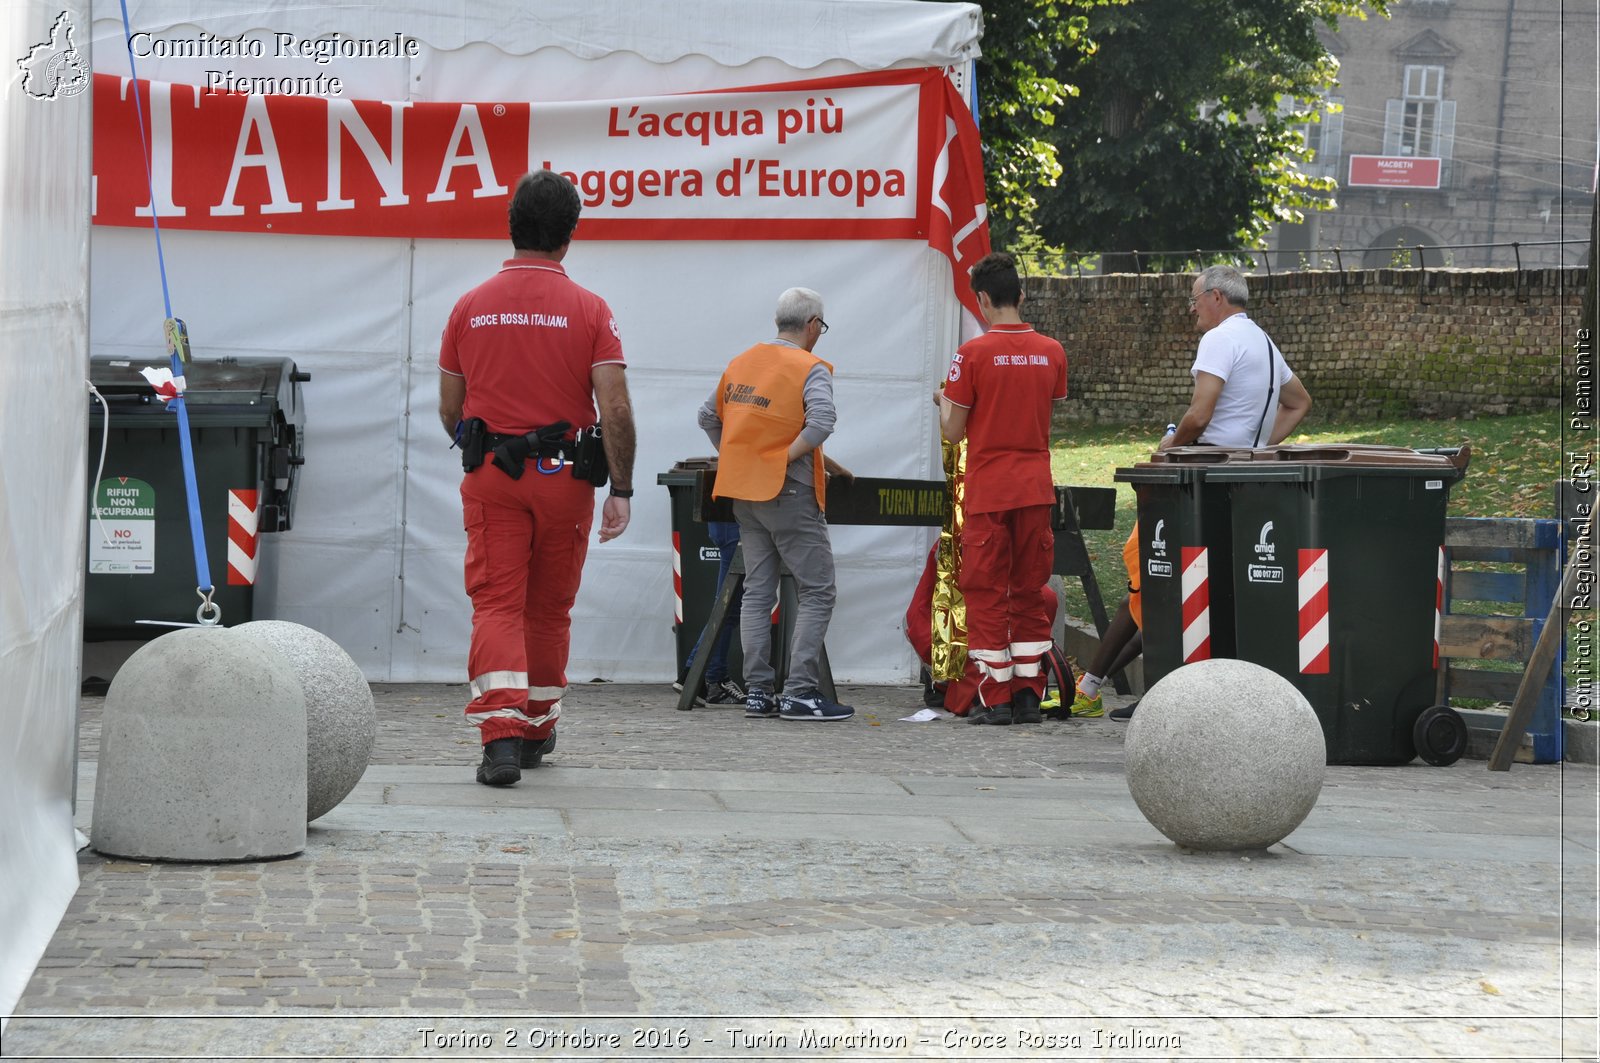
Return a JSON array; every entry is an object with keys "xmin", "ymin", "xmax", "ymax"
[
  {"xmin": 91, "ymin": 626, "xmax": 307, "ymax": 861},
  {"xmin": 1125, "ymin": 658, "xmax": 1326, "ymax": 851},
  {"xmin": 237, "ymin": 620, "xmax": 375, "ymax": 822}
]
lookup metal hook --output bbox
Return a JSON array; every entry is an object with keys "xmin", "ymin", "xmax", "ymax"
[
  {"xmin": 1512, "ymin": 242, "xmax": 1528, "ymax": 303},
  {"xmin": 196, "ymin": 587, "xmax": 222, "ymax": 626},
  {"xmin": 1333, "ymin": 247, "xmax": 1348, "ymax": 307},
  {"xmin": 1415, "ymin": 243, "xmax": 1428, "ymax": 306}
]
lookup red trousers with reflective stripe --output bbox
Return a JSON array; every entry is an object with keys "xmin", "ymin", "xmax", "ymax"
[
  {"xmin": 959, "ymin": 504, "xmax": 1054, "ymax": 707},
  {"xmin": 461, "ymin": 462, "xmax": 594, "ymax": 744},
  {"xmin": 905, "ymin": 541, "xmax": 1058, "ymax": 715}
]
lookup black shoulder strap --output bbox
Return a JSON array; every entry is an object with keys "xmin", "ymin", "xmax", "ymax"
[{"xmin": 1253, "ymin": 330, "xmax": 1280, "ymax": 447}]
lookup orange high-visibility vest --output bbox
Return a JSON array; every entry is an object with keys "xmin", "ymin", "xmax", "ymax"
[{"xmin": 713, "ymin": 343, "xmax": 831, "ymax": 509}]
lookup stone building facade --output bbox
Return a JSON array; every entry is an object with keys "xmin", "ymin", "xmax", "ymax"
[
  {"xmin": 1027, "ymin": 267, "xmax": 1583, "ymax": 423},
  {"xmin": 1272, "ymin": 0, "xmax": 1596, "ymax": 270}
]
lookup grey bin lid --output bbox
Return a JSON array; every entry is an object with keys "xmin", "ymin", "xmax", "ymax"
[
  {"xmin": 89, "ymin": 356, "xmax": 302, "ymax": 427},
  {"xmin": 1114, "ymin": 445, "xmax": 1269, "ymax": 484},
  {"xmin": 657, "ymin": 456, "xmax": 721, "ymax": 485},
  {"xmin": 1204, "ymin": 442, "xmax": 1472, "ymax": 483},
  {"xmin": 1115, "ymin": 442, "xmax": 1471, "ymax": 485}
]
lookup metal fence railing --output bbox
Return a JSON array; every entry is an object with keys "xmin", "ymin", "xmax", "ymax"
[{"xmin": 1017, "ymin": 238, "xmax": 1590, "ymax": 279}]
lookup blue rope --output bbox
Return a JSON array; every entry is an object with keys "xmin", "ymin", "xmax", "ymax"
[{"xmin": 119, "ymin": 0, "xmax": 214, "ymax": 601}]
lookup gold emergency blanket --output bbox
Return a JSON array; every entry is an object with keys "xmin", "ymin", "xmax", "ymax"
[{"xmin": 930, "ymin": 438, "xmax": 967, "ymax": 681}]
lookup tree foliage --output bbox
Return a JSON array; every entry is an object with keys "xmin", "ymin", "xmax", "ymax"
[
  {"xmin": 966, "ymin": 0, "xmax": 1110, "ymax": 237},
  {"xmin": 972, "ymin": 0, "xmax": 1390, "ymax": 263}
]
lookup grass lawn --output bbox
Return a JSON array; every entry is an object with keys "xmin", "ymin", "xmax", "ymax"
[{"xmin": 1048, "ymin": 411, "xmax": 1588, "ymax": 705}]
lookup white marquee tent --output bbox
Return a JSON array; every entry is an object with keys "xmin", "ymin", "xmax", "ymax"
[
  {"xmin": 2, "ymin": 0, "xmax": 987, "ymax": 1021},
  {"xmin": 2, "ymin": 0, "xmax": 91, "ymax": 1028},
  {"xmin": 86, "ymin": 0, "xmax": 987, "ymax": 684}
]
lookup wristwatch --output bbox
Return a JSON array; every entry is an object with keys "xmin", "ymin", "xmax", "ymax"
[{"xmin": 608, "ymin": 487, "xmax": 634, "ymax": 498}]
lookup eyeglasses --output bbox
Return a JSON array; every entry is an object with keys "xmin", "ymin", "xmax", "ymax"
[
  {"xmin": 813, "ymin": 317, "xmax": 829, "ymax": 335},
  {"xmin": 1187, "ymin": 287, "xmax": 1217, "ymax": 310}
]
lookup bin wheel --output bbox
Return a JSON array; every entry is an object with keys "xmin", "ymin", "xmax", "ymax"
[{"xmin": 1413, "ymin": 705, "xmax": 1468, "ymax": 767}]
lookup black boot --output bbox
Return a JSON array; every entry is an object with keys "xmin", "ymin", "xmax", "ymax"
[
  {"xmin": 476, "ymin": 737, "xmax": 522, "ymax": 786},
  {"xmin": 520, "ymin": 732, "xmax": 557, "ymax": 769},
  {"xmin": 968, "ymin": 703, "xmax": 1013, "ymax": 725},
  {"xmin": 1011, "ymin": 687, "xmax": 1042, "ymax": 724}
]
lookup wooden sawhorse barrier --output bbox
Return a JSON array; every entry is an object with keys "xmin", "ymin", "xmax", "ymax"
[{"xmin": 675, "ymin": 473, "xmax": 1118, "ymax": 711}]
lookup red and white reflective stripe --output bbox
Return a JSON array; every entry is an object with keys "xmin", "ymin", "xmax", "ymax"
[
  {"xmin": 1434, "ymin": 546, "xmax": 1445, "ymax": 668},
  {"xmin": 470, "ymin": 670, "xmax": 529, "ymax": 699},
  {"xmin": 226, "ymin": 489, "xmax": 259, "ymax": 586},
  {"xmin": 466, "ymin": 705, "xmax": 534, "ymax": 728},
  {"xmin": 671, "ymin": 531, "xmax": 684, "ymax": 624},
  {"xmin": 1298, "ymin": 548, "xmax": 1331, "ymax": 674},
  {"xmin": 1180, "ymin": 546, "xmax": 1211, "ymax": 663},
  {"xmin": 1009, "ymin": 640, "xmax": 1051, "ymax": 679},
  {"xmin": 523, "ymin": 701, "xmax": 562, "ymax": 728},
  {"xmin": 970, "ymin": 647, "xmax": 1014, "ymax": 683}
]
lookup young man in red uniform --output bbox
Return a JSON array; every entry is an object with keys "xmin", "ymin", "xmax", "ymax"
[
  {"xmin": 937, "ymin": 252, "xmax": 1068, "ymax": 725},
  {"xmin": 438, "ymin": 170, "xmax": 637, "ymax": 786}
]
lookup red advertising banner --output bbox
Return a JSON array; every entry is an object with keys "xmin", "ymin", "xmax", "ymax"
[
  {"xmin": 1346, "ymin": 155, "xmax": 1442, "ymax": 189},
  {"xmin": 94, "ymin": 67, "xmax": 991, "ymax": 316}
]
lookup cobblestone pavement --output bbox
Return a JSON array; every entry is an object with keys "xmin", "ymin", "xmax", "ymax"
[{"xmin": 8, "ymin": 683, "xmax": 1598, "ymax": 1061}]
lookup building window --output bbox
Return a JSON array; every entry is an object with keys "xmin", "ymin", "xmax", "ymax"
[
  {"xmin": 1280, "ymin": 94, "xmax": 1344, "ymax": 180},
  {"xmin": 1400, "ymin": 65, "xmax": 1443, "ymax": 156},
  {"xmin": 1306, "ymin": 95, "xmax": 1344, "ymax": 178},
  {"xmin": 1382, "ymin": 65, "xmax": 1456, "ymax": 180}
]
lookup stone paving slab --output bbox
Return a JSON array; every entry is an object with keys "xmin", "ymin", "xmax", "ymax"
[
  {"xmin": 564, "ymin": 807, "xmax": 976, "ymax": 846},
  {"xmin": 8, "ymin": 683, "xmax": 1596, "ymax": 1061},
  {"xmin": 1281, "ymin": 825, "xmax": 1573, "ymax": 863}
]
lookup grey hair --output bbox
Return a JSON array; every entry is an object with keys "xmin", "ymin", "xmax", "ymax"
[
  {"xmin": 774, "ymin": 287, "xmax": 824, "ymax": 332},
  {"xmin": 1196, "ymin": 265, "xmax": 1249, "ymax": 306}
]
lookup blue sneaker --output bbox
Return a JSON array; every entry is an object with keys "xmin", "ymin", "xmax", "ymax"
[
  {"xmin": 744, "ymin": 688, "xmax": 778, "ymax": 719},
  {"xmin": 778, "ymin": 690, "xmax": 855, "ymax": 722}
]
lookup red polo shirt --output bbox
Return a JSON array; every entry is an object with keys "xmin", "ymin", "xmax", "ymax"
[
  {"xmin": 942, "ymin": 323, "xmax": 1067, "ymax": 513},
  {"xmin": 438, "ymin": 259, "xmax": 625, "ymax": 434}
]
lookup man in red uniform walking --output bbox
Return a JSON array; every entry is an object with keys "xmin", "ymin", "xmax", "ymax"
[
  {"xmin": 438, "ymin": 170, "xmax": 637, "ymax": 786},
  {"xmin": 937, "ymin": 252, "xmax": 1068, "ymax": 725}
]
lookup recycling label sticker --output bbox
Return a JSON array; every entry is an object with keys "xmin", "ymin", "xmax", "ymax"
[{"xmin": 89, "ymin": 477, "xmax": 156, "ymax": 573}]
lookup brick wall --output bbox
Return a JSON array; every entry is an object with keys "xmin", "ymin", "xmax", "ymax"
[{"xmin": 1028, "ymin": 267, "xmax": 1586, "ymax": 424}]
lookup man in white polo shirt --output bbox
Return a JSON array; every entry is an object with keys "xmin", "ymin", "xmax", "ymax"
[
  {"xmin": 1162, "ymin": 264, "xmax": 1312, "ymax": 451},
  {"xmin": 1076, "ymin": 265, "xmax": 1314, "ymax": 723}
]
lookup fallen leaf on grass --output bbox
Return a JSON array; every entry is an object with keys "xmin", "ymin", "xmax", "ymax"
[
  {"xmin": 501, "ymin": 845, "xmax": 526, "ymax": 854},
  {"xmin": 1480, "ymin": 981, "xmax": 1500, "ymax": 995}
]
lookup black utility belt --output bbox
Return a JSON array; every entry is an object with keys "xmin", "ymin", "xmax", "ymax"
[
  {"xmin": 483, "ymin": 432, "xmax": 576, "ymax": 460},
  {"xmin": 458, "ymin": 417, "xmax": 608, "ymax": 486}
]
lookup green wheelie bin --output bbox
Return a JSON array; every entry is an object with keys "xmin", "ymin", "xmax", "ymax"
[
  {"xmin": 85, "ymin": 356, "xmax": 306, "ymax": 638},
  {"xmin": 1114, "ymin": 447, "xmax": 1262, "ymax": 689},
  {"xmin": 659, "ymin": 458, "xmax": 746, "ymax": 686},
  {"xmin": 1206, "ymin": 444, "xmax": 1470, "ymax": 766},
  {"xmin": 658, "ymin": 458, "xmax": 795, "ymax": 693}
]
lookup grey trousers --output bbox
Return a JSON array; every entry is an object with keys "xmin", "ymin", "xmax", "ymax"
[{"xmin": 731, "ymin": 485, "xmax": 836, "ymax": 695}]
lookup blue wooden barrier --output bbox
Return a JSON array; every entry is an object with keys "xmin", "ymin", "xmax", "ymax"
[{"xmin": 1439, "ymin": 517, "xmax": 1564, "ymax": 763}]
